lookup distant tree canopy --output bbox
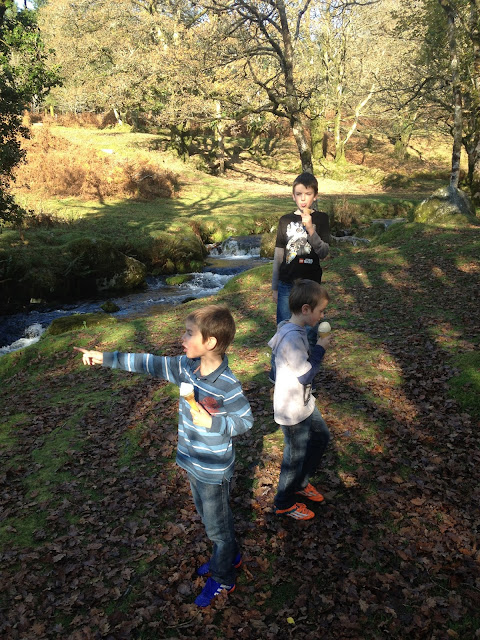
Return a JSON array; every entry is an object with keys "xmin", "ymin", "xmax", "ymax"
[
  {"xmin": 0, "ymin": 0, "xmax": 58, "ymax": 225},
  {"xmin": 12, "ymin": 0, "xmax": 480, "ymax": 202}
]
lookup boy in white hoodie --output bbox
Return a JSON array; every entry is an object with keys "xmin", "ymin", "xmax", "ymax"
[{"xmin": 268, "ymin": 279, "xmax": 331, "ymax": 520}]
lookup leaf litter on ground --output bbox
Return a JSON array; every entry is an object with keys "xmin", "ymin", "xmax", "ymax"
[{"xmin": 1, "ymin": 224, "xmax": 479, "ymax": 639}]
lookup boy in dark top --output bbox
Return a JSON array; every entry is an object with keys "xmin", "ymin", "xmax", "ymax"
[
  {"xmin": 270, "ymin": 172, "xmax": 330, "ymax": 381},
  {"xmin": 75, "ymin": 305, "xmax": 253, "ymax": 608}
]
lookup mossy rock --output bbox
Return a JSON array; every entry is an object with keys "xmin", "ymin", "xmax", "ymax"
[
  {"xmin": 100, "ymin": 300, "xmax": 120, "ymax": 313},
  {"xmin": 45, "ymin": 313, "xmax": 117, "ymax": 336},
  {"xmin": 19, "ymin": 266, "xmax": 63, "ymax": 300},
  {"xmin": 65, "ymin": 238, "xmax": 147, "ymax": 294},
  {"xmin": 166, "ymin": 274, "xmax": 194, "ymax": 285},
  {"xmin": 414, "ymin": 186, "xmax": 476, "ymax": 224},
  {"xmin": 149, "ymin": 232, "xmax": 206, "ymax": 274}
]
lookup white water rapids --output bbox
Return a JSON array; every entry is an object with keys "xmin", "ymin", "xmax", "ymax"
[{"xmin": 0, "ymin": 236, "xmax": 266, "ymax": 356}]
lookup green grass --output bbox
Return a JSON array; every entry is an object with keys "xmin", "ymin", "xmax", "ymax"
[
  {"xmin": 448, "ymin": 352, "xmax": 480, "ymax": 417},
  {"xmin": 0, "ymin": 414, "xmax": 27, "ymax": 451}
]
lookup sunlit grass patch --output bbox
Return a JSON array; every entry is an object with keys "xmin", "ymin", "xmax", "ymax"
[
  {"xmin": 26, "ymin": 421, "xmax": 82, "ymax": 500},
  {"xmin": 331, "ymin": 331, "xmax": 403, "ymax": 389},
  {"xmin": 430, "ymin": 322, "xmax": 475, "ymax": 354},
  {"xmin": 262, "ymin": 429, "xmax": 284, "ymax": 453},
  {"xmin": 448, "ymin": 352, "xmax": 480, "ymax": 419}
]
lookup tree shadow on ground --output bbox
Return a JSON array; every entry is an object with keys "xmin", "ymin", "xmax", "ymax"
[{"xmin": 1, "ymin": 222, "xmax": 479, "ymax": 638}]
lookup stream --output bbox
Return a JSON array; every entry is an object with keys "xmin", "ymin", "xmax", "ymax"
[{"xmin": 0, "ymin": 236, "xmax": 268, "ymax": 356}]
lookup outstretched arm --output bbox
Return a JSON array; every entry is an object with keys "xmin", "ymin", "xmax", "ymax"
[{"xmin": 74, "ymin": 346, "xmax": 104, "ymax": 366}]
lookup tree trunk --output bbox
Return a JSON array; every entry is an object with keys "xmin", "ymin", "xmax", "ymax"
[
  {"xmin": 291, "ymin": 114, "xmax": 313, "ymax": 173},
  {"xmin": 392, "ymin": 112, "xmax": 418, "ymax": 159},
  {"xmin": 340, "ymin": 83, "xmax": 375, "ymax": 159},
  {"xmin": 215, "ymin": 102, "xmax": 225, "ymax": 174},
  {"xmin": 113, "ymin": 108, "xmax": 123, "ymax": 126},
  {"xmin": 438, "ymin": 0, "xmax": 463, "ymax": 188},
  {"xmin": 467, "ymin": 0, "xmax": 480, "ymax": 199},
  {"xmin": 311, "ymin": 116, "xmax": 328, "ymax": 160},
  {"xmin": 465, "ymin": 134, "xmax": 480, "ymax": 201},
  {"xmin": 334, "ymin": 107, "xmax": 345, "ymax": 163},
  {"xmin": 472, "ymin": 139, "xmax": 480, "ymax": 201}
]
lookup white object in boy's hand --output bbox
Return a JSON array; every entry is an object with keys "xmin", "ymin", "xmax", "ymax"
[
  {"xmin": 180, "ymin": 382, "xmax": 199, "ymax": 411},
  {"xmin": 317, "ymin": 321, "xmax": 331, "ymax": 336}
]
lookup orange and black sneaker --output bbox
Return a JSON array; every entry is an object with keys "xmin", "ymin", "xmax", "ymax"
[
  {"xmin": 296, "ymin": 483, "xmax": 325, "ymax": 502},
  {"xmin": 275, "ymin": 502, "xmax": 314, "ymax": 520}
]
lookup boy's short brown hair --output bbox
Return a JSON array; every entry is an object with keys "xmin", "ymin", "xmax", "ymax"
[
  {"xmin": 292, "ymin": 172, "xmax": 319, "ymax": 195},
  {"xmin": 289, "ymin": 279, "xmax": 329, "ymax": 314},
  {"xmin": 186, "ymin": 305, "xmax": 236, "ymax": 355}
]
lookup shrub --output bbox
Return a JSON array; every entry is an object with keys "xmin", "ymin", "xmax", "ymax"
[
  {"xmin": 328, "ymin": 197, "xmax": 362, "ymax": 234},
  {"xmin": 45, "ymin": 112, "xmax": 107, "ymax": 128},
  {"xmin": 328, "ymin": 197, "xmax": 416, "ymax": 235},
  {"xmin": 148, "ymin": 232, "xmax": 206, "ymax": 274},
  {"xmin": 14, "ymin": 128, "xmax": 179, "ymax": 201},
  {"xmin": 260, "ymin": 231, "xmax": 276, "ymax": 258}
]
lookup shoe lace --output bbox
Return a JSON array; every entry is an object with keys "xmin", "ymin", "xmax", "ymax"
[{"xmin": 295, "ymin": 503, "xmax": 310, "ymax": 514}]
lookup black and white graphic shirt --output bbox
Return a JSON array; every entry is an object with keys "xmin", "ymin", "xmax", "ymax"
[{"xmin": 275, "ymin": 210, "xmax": 330, "ymax": 284}]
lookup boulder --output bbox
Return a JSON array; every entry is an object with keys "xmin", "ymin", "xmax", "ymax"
[
  {"xmin": 66, "ymin": 238, "xmax": 147, "ymax": 295},
  {"xmin": 414, "ymin": 185, "xmax": 476, "ymax": 224},
  {"xmin": 46, "ymin": 313, "xmax": 116, "ymax": 336},
  {"xmin": 96, "ymin": 254, "xmax": 146, "ymax": 292},
  {"xmin": 100, "ymin": 300, "xmax": 121, "ymax": 313}
]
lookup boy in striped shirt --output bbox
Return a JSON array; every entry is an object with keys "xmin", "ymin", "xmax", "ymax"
[{"xmin": 75, "ymin": 305, "xmax": 253, "ymax": 607}]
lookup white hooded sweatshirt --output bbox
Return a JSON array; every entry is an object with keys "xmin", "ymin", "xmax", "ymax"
[{"xmin": 268, "ymin": 321, "xmax": 316, "ymax": 426}]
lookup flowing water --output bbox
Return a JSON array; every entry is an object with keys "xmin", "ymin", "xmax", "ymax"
[{"xmin": 0, "ymin": 236, "xmax": 267, "ymax": 356}]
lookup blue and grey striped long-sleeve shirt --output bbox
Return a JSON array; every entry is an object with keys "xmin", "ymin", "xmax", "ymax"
[{"xmin": 102, "ymin": 351, "xmax": 253, "ymax": 484}]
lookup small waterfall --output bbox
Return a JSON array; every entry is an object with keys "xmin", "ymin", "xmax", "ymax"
[
  {"xmin": 0, "ymin": 323, "xmax": 45, "ymax": 355},
  {"xmin": 0, "ymin": 235, "xmax": 269, "ymax": 356},
  {"xmin": 209, "ymin": 235, "xmax": 261, "ymax": 258}
]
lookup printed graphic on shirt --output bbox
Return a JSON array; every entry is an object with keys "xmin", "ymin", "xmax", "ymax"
[
  {"xmin": 200, "ymin": 396, "xmax": 221, "ymax": 414},
  {"xmin": 285, "ymin": 221, "xmax": 316, "ymax": 264}
]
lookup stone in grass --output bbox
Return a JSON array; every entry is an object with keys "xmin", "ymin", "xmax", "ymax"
[
  {"xmin": 165, "ymin": 274, "xmax": 194, "ymax": 286},
  {"xmin": 45, "ymin": 313, "xmax": 116, "ymax": 336},
  {"xmin": 100, "ymin": 300, "xmax": 120, "ymax": 313},
  {"xmin": 414, "ymin": 185, "xmax": 476, "ymax": 224}
]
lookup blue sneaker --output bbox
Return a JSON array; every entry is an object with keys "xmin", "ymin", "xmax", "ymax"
[
  {"xmin": 196, "ymin": 552, "xmax": 242, "ymax": 577},
  {"xmin": 195, "ymin": 577, "xmax": 235, "ymax": 607}
]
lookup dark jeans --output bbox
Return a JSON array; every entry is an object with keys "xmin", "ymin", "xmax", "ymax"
[
  {"xmin": 274, "ymin": 407, "xmax": 330, "ymax": 510},
  {"xmin": 188, "ymin": 473, "xmax": 239, "ymax": 585},
  {"xmin": 270, "ymin": 280, "xmax": 320, "ymax": 381}
]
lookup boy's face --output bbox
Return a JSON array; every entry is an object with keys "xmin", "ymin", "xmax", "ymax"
[
  {"xmin": 292, "ymin": 183, "xmax": 317, "ymax": 211},
  {"xmin": 304, "ymin": 299, "xmax": 328, "ymax": 327},
  {"xmin": 182, "ymin": 320, "xmax": 211, "ymax": 359}
]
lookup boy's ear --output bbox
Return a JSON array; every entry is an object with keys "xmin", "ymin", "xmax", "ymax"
[
  {"xmin": 206, "ymin": 335, "xmax": 218, "ymax": 351},
  {"xmin": 301, "ymin": 303, "xmax": 312, "ymax": 315}
]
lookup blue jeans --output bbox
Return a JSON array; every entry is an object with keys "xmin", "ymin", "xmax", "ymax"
[
  {"xmin": 270, "ymin": 280, "xmax": 320, "ymax": 381},
  {"xmin": 274, "ymin": 407, "xmax": 330, "ymax": 510},
  {"xmin": 188, "ymin": 473, "xmax": 239, "ymax": 585}
]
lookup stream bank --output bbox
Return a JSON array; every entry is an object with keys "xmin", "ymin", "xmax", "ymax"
[{"xmin": 0, "ymin": 236, "xmax": 267, "ymax": 355}]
